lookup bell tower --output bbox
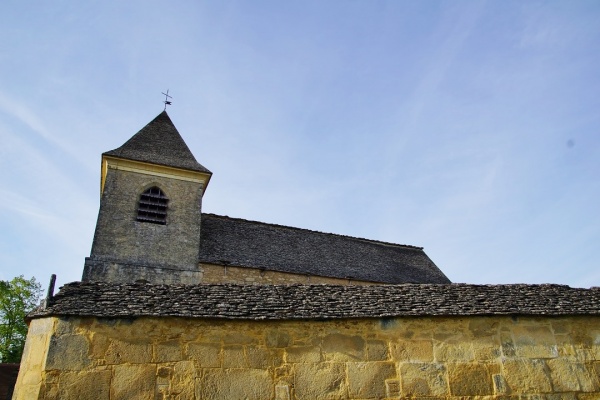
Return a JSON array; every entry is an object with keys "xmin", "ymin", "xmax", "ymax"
[{"xmin": 83, "ymin": 111, "xmax": 212, "ymax": 283}]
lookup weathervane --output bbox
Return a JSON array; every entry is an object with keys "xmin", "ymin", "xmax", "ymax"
[{"xmin": 162, "ymin": 89, "xmax": 172, "ymax": 110}]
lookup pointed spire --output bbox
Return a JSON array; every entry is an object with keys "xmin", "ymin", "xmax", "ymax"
[{"xmin": 104, "ymin": 111, "xmax": 211, "ymax": 173}]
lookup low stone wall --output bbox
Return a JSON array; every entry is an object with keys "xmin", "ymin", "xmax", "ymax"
[
  {"xmin": 84, "ymin": 262, "xmax": 376, "ymax": 285},
  {"xmin": 200, "ymin": 263, "xmax": 375, "ymax": 285},
  {"xmin": 13, "ymin": 314, "xmax": 600, "ymax": 399}
]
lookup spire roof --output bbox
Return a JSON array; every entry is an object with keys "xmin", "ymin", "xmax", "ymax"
[{"xmin": 104, "ymin": 111, "xmax": 211, "ymax": 173}]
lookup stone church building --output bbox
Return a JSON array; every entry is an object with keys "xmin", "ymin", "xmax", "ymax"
[
  {"xmin": 12, "ymin": 112, "xmax": 600, "ymax": 399},
  {"xmin": 83, "ymin": 110, "xmax": 450, "ymax": 287}
]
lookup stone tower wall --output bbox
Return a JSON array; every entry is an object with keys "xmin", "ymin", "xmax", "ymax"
[
  {"xmin": 13, "ymin": 315, "xmax": 600, "ymax": 399},
  {"xmin": 84, "ymin": 167, "xmax": 204, "ymax": 283}
]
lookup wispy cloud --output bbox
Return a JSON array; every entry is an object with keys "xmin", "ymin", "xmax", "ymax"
[
  {"xmin": 0, "ymin": 92, "xmax": 94, "ymax": 170},
  {"xmin": 400, "ymin": 2, "xmax": 486, "ymax": 135}
]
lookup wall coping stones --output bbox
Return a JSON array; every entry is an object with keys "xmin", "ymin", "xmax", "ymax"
[{"xmin": 28, "ymin": 282, "xmax": 600, "ymax": 321}]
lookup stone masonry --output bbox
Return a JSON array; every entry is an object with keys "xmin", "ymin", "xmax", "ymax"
[
  {"xmin": 84, "ymin": 168, "xmax": 205, "ymax": 283},
  {"xmin": 199, "ymin": 264, "xmax": 376, "ymax": 285},
  {"xmin": 12, "ymin": 281, "xmax": 600, "ymax": 399},
  {"xmin": 14, "ymin": 315, "xmax": 600, "ymax": 399}
]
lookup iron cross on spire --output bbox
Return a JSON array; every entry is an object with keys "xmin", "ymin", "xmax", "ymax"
[{"xmin": 162, "ymin": 89, "xmax": 172, "ymax": 111}]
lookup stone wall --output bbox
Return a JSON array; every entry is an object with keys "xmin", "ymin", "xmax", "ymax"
[
  {"xmin": 199, "ymin": 263, "xmax": 375, "ymax": 285},
  {"xmin": 14, "ymin": 314, "xmax": 600, "ymax": 399},
  {"xmin": 85, "ymin": 167, "xmax": 204, "ymax": 282},
  {"xmin": 83, "ymin": 262, "xmax": 377, "ymax": 286}
]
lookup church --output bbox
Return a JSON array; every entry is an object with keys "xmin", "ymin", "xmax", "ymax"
[
  {"xmin": 12, "ymin": 111, "xmax": 600, "ymax": 399},
  {"xmin": 83, "ymin": 110, "xmax": 450, "ymax": 286}
]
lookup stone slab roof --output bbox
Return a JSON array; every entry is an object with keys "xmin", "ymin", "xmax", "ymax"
[
  {"xmin": 30, "ymin": 282, "xmax": 600, "ymax": 321},
  {"xmin": 199, "ymin": 213, "xmax": 451, "ymax": 284},
  {"xmin": 104, "ymin": 111, "xmax": 211, "ymax": 173}
]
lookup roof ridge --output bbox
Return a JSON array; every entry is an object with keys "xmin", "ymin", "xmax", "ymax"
[
  {"xmin": 59, "ymin": 282, "xmax": 581, "ymax": 290},
  {"xmin": 201, "ymin": 212, "xmax": 424, "ymax": 250}
]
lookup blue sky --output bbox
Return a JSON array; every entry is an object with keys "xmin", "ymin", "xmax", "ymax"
[{"xmin": 1, "ymin": 1, "xmax": 599, "ymax": 289}]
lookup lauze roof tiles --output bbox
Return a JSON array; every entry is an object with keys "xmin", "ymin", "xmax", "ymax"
[{"xmin": 30, "ymin": 282, "xmax": 600, "ymax": 320}]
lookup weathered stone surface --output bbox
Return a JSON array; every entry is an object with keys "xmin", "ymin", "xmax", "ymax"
[
  {"xmin": 105, "ymin": 339, "xmax": 152, "ymax": 364},
  {"xmin": 222, "ymin": 345, "xmax": 247, "ymax": 368},
  {"xmin": 502, "ymin": 359, "xmax": 553, "ymax": 393},
  {"xmin": 274, "ymin": 363, "xmax": 293, "ymax": 380},
  {"xmin": 222, "ymin": 331, "xmax": 258, "ymax": 345},
  {"xmin": 469, "ymin": 318, "xmax": 500, "ymax": 337},
  {"xmin": 391, "ymin": 340, "xmax": 433, "ymax": 362},
  {"xmin": 20, "ymin": 369, "xmax": 43, "ymax": 386},
  {"xmin": 14, "ymin": 385, "xmax": 42, "ymax": 400},
  {"xmin": 347, "ymin": 362, "xmax": 396, "ymax": 398},
  {"xmin": 513, "ymin": 325, "xmax": 558, "ymax": 358},
  {"xmin": 155, "ymin": 339, "xmax": 183, "ymax": 362},
  {"xmin": 546, "ymin": 394, "xmax": 578, "ymax": 400},
  {"xmin": 45, "ymin": 334, "xmax": 90, "ymax": 370},
  {"xmin": 286, "ymin": 345, "xmax": 321, "ymax": 363},
  {"xmin": 27, "ymin": 317, "xmax": 54, "ymax": 336},
  {"xmin": 112, "ymin": 364, "xmax": 156, "ymax": 400},
  {"xmin": 197, "ymin": 368, "xmax": 273, "ymax": 400},
  {"xmin": 547, "ymin": 358, "xmax": 583, "ymax": 391},
  {"xmin": 447, "ymin": 362, "xmax": 493, "ymax": 396},
  {"xmin": 275, "ymin": 383, "xmax": 291, "ymax": 400},
  {"xmin": 12, "ymin": 314, "xmax": 600, "ymax": 399},
  {"xmin": 38, "ymin": 382, "xmax": 58, "ymax": 400},
  {"xmin": 471, "ymin": 337, "xmax": 501, "ymax": 360},
  {"xmin": 492, "ymin": 373, "xmax": 510, "ymax": 395},
  {"xmin": 322, "ymin": 333, "xmax": 365, "ymax": 361},
  {"xmin": 551, "ymin": 320, "xmax": 572, "ymax": 335},
  {"xmin": 170, "ymin": 361, "xmax": 196, "ymax": 398},
  {"xmin": 548, "ymin": 358, "xmax": 600, "ymax": 392},
  {"xmin": 266, "ymin": 330, "xmax": 291, "ymax": 348},
  {"xmin": 187, "ymin": 342, "xmax": 221, "ymax": 367},
  {"xmin": 13, "ymin": 358, "xmax": 46, "ymax": 398},
  {"xmin": 56, "ymin": 370, "xmax": 111, "ymax": 400},
  {"xmin": 21, "ymin": 335, "xmax": 48, "ymax": 371},
  {"xmin": 434, "ymin": 340, "xmax": 475, "ymax": 362},
  {"xmin": 294, "ymin": 363, "xmax": 346, "ymax": 399},
  {"xmin": 366, "ymin": 339, "xmax": 389, "ymax": 361},
  {"xmin": 399, "ymin": 362, "xmax": 449, "ymax": 397},
  {"xmin": 156, "ymin": 365, "xmax": 171, "ymax": 395},
  {"xmin": 201, "ymin": 263, "xmax": 376, "ymax": 286},
  {"xmin": 385, "ymin": 379, "xmax": 401, "ymax": 398},
  {"xmin": 500, "ymin": 330, "xmax": 517, "ymax": 357},
  {"xmin": 579, "ymin": 394, "xmax": 600, "ymax": 400},
  {"xmin": 247, "ymin": 346, "xmax": 284, "ymax": 369},
  {"xmin": 591, "ymin": 361, "xmax": 600, "ymax": 390},
  {"xmin": 53, "ymin": 317, "xmax": 76, "ymax": 336}
]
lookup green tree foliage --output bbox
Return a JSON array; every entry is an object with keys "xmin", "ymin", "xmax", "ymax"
[{"xmin": 0, "ymin": 276, "xmax": 42, "ymax": 363}]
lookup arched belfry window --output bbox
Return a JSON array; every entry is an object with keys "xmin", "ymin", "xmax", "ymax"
[{"xmin": 137, "ymin": 187, "xmax": 169, "ymax": 225}]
